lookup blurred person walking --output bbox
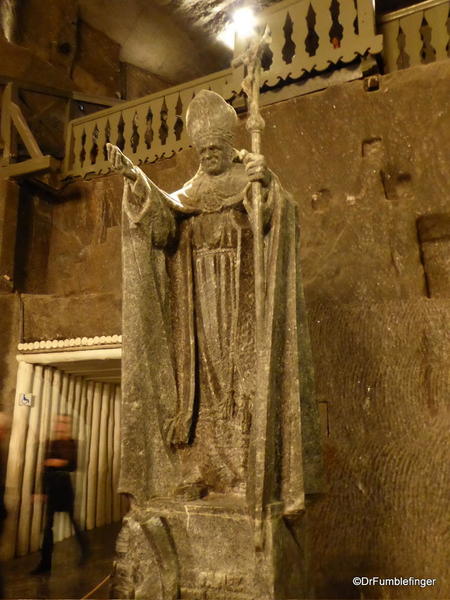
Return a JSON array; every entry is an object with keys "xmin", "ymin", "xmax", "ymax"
[{"xmin": 31, "ymin": 414, "xmax": 89, "ymax": 575}]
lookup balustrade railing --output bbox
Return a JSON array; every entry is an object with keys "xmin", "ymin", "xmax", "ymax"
[
  {"xmin": 241, "ymin": 0, "xmax": 382, "ymax": 86},
  {"xmin": 379, "ymin": 0, "xmax": 450, "ymax": 72},
  {"xmin": 63, "ymin": 0, "xmax": 382, "ymax": 179},
  {"xmin": 63, "ymin": 69, "xmax": 235, "ymax": 178}
]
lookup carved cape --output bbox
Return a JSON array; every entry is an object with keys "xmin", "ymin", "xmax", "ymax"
[{"xmin": 119, "ymin": 164, "xmax": 323, "ymax": 511}]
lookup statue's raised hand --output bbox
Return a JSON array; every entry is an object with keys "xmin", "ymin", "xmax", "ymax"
[{"xmin": 107, "ymin": 143, "xmax": 137, "ymax": 180}]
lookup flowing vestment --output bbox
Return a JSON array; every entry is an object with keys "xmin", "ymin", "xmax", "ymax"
[{"xmin": 119, "ymin": 160, "xmax": 323, "ymax": 512}]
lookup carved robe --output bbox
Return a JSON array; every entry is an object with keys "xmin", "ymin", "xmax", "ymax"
[{"xmin": 119, "ymin": 159, "xmax": 322, "ymax": 512}]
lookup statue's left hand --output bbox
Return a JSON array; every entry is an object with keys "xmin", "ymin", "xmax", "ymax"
[{"xmin": 243, "ymin": 152, "xmax": 271, "ymax": 187}]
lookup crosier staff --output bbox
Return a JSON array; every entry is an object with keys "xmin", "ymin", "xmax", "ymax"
[{"xmin": 233, "ymin": 25, "xmax": 271, "ymax": 551}]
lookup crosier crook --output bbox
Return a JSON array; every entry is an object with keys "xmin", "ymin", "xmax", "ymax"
[{"xmin": 232, "ymin": 25, "xmax": 272, "ymax": 552}]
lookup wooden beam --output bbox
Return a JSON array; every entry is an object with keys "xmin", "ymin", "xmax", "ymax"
[
  {"xmin": 17, "ymin": 348, "xmax": 122, "ymax": 365},
  {"xmin": 1, "ymin": 83, "xmax": 18, "ymax": 162},
  {"xmin": 9, "ymin": 101, "xmax": 43, "ymax": 158},
  {"xmin": 0, "ymin": 76, "xmax": 122, "ymax": 107},
  {"xmin": 0, "ymin": 179, "xmax": 19, "ymax": 292},
  {"xmin": 0, "ymin": 155, "xmax": 60, "ymax": 179}
]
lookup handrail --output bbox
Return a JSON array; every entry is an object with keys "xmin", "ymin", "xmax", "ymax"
[
  {"xmin": 66, "ymin": 68, "xmax": 234, "ymax": 129},
  {"xmin": 378, "ymin": 0, "xmax": 449, "ymax": 23}
]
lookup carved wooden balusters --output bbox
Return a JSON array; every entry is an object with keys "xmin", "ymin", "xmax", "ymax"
[
  {"xmin": 66, "ymin": 91, "xmax": 208, "ymax": 176},
  {"xmin": 380, "ymin": 0, "xmax": 450, "ymax": 72},
  {"xmin": 424, "ymin": 2, "xmax": 450, "ymax": 62},
  {"xmin": 234, "ymin": 0, "xmax": 380, "ymax": 87}
]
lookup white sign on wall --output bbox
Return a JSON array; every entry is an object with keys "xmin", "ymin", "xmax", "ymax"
[{"xmin": 19, "ymin": 393, "xmax": 34, "ymax": 407}]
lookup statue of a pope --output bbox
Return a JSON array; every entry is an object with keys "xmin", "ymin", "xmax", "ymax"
[{"xmin": 108, "ymin": 90, "xmax": 321, "ymax": 513}]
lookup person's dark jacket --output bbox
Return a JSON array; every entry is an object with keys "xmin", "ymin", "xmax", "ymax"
[{"xmin": 43, "ymin": 439, "xmax": 77, "ymax": 512}]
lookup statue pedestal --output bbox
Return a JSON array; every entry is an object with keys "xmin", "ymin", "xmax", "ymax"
[{"xmin": 111, "ymin": 496, "xmax": 306, "ymax": 600}]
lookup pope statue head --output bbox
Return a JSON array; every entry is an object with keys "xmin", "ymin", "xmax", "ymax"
[{"xmin": 186, "ymin": 90, "xmax": 238, "ymax": 177}]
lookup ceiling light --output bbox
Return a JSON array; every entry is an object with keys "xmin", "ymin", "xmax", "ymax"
[
  {"xmin": 217, "ymin": 22, "xmax": 235, "ymax": 49},
  {"xmin": 232, "ymin": 7, "xmax": 256, "ymax": 39},
  {"xmin": 217, "ymin": 6, "xmax": 257, "ymax": 50}
]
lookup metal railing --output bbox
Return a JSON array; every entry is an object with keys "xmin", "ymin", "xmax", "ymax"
[
  {"xmin": 62, "ymin": 0, "xmax": 382, "ymax": 179},
  {"xmin": 379, "ymin": 0, "xmax": 450, "ymax": 72}
]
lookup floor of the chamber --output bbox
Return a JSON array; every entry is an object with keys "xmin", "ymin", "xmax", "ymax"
[{"xmin": 2, "ymin": 521, "xmax": 121, "ymax": 599}]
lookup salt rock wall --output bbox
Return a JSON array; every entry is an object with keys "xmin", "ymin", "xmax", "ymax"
[
  {"xmin": 261, "ymin": 60, "xmax": 450, "ymax": 600},
  {"xmin": 15, "ymin": 176, "xmax": 122, "ymax": 341},
  {"xmin": 0, "ymin": 295, "xmax": 19, "ymax": 413}
]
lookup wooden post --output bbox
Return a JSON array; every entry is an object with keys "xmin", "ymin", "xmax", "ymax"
[
  {"xmin": 62, "ymin": 375, "xmax": 76, "ymax": 540},
  {"xmin": 80, "ymin": 381, "xmax": 94, "ymax": 530},
  {"xmin": 106, "ymin": 385, "xmax": 114, "ymax": 524},
  {"xmin": 17, "ymin": 365, "xmax": 43, "ymax": 556},
  {"xmin": 1, "ymin": 361, "xmax": 34, "ymax": 560},
  {"xmin": 55, "ymin": 373, "xmax": 69, "ymax": 543},
  {"xmin": 29, "ymin": 366, "xmax": 53, "ymax": 552},
  {"xmin": 72, "ymin": 376, "xmax": 83, "ymax": 525},
  {"xmin": 86, "ymin": 383, "xmax": 102, "ymax": 530},
  {"xmin": 75, "ymin": 378, "xmax": 88, "ymax": 526},
  {"xmin": 0, "ymin": 83, "xmax": 18, "ymax": 165},
  {"xmin": 0, "ymin": 178, "xmax": 20, "ymax": 293},
  {"xmin": 112, "ymin": 386, "xmax": 121, "ymax": 522},
  {"xmin": 96, "ymin": 383, "xmax": 110, "ymax": 528}
]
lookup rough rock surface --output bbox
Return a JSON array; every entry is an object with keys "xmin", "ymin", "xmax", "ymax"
[
  {"xmin": 121, "ymin": 62, "xmax": 174, "ymax": 101},
  {"xmin": 72, "ymin": 22, "xmax": 121, "ymax": 98},
  {"xmin": 19, "ymin": 0, "xmax": 78, "ymax": 75}
]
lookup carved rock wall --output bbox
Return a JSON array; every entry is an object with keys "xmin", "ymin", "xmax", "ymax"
[
  {"xmin": 16, "ymin": 0, "xmax": 121, "ymax": 97},
  {"xmin": 13, "ymin": 176, "xmax": 122, "ymax": 341},
  {"xmin": 0, "ymin": 294, "xmax": 19, "ymax": 413},
  {"xmin": 0, "ymin": 294, "xmax": 19, "ymax": 469},
  {"xmin": 1, "ymin": 0, "xmax": 174, "ymax": 102},
  {"xmin": 121, "ymin": 62, "xmax": 174, "ymax": 101},
  {"xmin": 72, "ymin": 21, "xmax": 121, "ymax": 98},
  {"xmin": 307, "ymin": 298, "xmax": 449, "ymax": 598},
  {"xmin": 3, "ymin": 60, "xmax": 449, "ymax": 596},
  {"xmin": 261, "ymin": 60, "xmax": 450, "ymax": 598},
  {"xmin": 18, "ymin": 0, "xmax": 79, "ymax": 75}
]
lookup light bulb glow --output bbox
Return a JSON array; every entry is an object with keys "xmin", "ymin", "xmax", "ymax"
[
  {"xmin": 217, "ymin": 22, "xmax": 236, "ymax": 49},
  {"xmin": 232, "ymin": 7, "xmax": 256, "ymax": 39},
  {"xmin": 217, "ymin": 6, "xmax": 257, "ymax": 50}
]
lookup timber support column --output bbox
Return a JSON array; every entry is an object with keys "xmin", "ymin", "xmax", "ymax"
[
  {"xmin": 0, "ymin": 178, "xmax": 19, "ymax": 293},
  {"xmin": 1, "ymin": 360, "xmax": 34, "ymax": 560}
]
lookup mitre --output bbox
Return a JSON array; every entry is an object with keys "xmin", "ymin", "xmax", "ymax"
[{"xmin": 186, "ymin": 90, "xmax": 238, "ymax": 149}]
